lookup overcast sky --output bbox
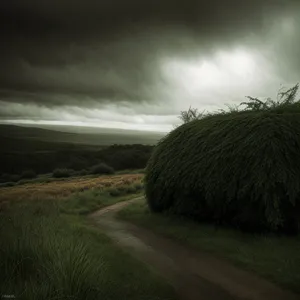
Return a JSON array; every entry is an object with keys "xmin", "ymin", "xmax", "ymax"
[{"xmin": 0, "ymin": 0, "xmax": 299, "ymax": 132}]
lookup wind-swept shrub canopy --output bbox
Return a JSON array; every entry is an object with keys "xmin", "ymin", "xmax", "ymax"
[{"xmin": 145, "ymin": 104, "xmax": 300, "ymax": 233}]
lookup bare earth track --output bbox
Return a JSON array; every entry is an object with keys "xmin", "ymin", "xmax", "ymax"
[{"xmin": 89, "ymin": 197, "xmax": 300, "ymax": 300}]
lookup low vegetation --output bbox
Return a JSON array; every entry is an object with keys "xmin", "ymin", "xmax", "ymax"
[
  {"xmin": 0, "ymin": 174, "xmax": 143, "ymax": 203},
  {"xmin": 0, "ymin": 144, "xmax": 154, "ymax": 182},
  {"xmin": 52, "ymin": 168, "xmax": 74, "ymax": 178},
  {"xmin": 118, "ymin": 199, "xmax": 300, "ymax": 294},
  {"xmin": 0, "ymin": 176, "xmax": 175, "ymax": 300},
  {"xmin": 90, "ymin": 163, "xmax": 115, "ymax": 175}
]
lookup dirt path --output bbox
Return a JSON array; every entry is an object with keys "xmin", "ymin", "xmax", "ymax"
[{"xmin": 89, "ymin": 198, "xmax": 299, "ymax": 300}]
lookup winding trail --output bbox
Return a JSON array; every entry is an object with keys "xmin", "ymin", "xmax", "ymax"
[{"xmin": 89, "ymin": 197, "xmax": 299, "ymax": 300}]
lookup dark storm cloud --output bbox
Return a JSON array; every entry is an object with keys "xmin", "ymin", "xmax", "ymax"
[{"xmin": 0, "ymin": 0, "xmax": 299, "ymax": 120}]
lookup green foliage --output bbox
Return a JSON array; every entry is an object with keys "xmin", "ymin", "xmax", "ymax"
[
  {"xmin": 125, "ymin": 185, "xmax": 137, "ymax": 194},
  {"xmin": 133, "ymin": 182, "xmax": 144, "ymax": 191},
  {"xmin": 0, "ymin": 199, "xmax": 174, "ymax": 300},
  {"xmin": 59, "ymin": 189, "xmax": 140, "ymax": 215},
  {"xmin": 117, "ymin": 185, "xmax": 128, "ymax": 193},
  {"xmin": 90, "ymin": 163, "xmax": 115, "ymax": 175},
  {"xmin": 106, "ymin": 185, "xmax": 140, "ymax": 197},
  {"xmin": 79, "ymin": 169, "xmax": 88, "ymax": 176},
  {"xmin": 52, "ymin": 168, "xmax": 74, "ymax": 178},
  {"xmin": 176, "ymin": 83, "xmax": 300, "ymax": 126},
  {"xmin": 108, "ymin": 188, "xmax": 122, "ymax": 197},
  {"xmin": 178, "ymin": 106, "xmax": 206, "ymax": 123},
  {"xmin": 241, "ymin": 83, "xmax": 300, "ymax": 111},
  {"xmin": 146, "ymin": 85, "xmax": 300, "ymax": 234},
  {"xmin": 1, "ymin": 144, "xmax": 154, "ymax": 177},
  {"xmin": 0, "ymin": 201, "xmax": 103, "ymax": 299}
]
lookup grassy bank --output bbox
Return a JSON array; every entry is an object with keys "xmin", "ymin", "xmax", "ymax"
[
  {"xmin": 0, "ymin": 173, "xmax": 144, "ymax": 203},
  {"xmin": 118, "ymin": 199, "xmax": 300, "ymax": 294},
  {"xmin": 0, "ymin": 187, "xmax": 176, "ymax": 300}
]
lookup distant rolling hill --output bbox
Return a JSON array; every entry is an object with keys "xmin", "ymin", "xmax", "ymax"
[{"xmin": 0, "ymin": 124, "xmax": 166, "ymax": 152}]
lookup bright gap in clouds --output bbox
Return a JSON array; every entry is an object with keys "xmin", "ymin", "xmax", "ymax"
[
  {"xmin": 162, "ymin": 48, "xmax": 258, "ymax": 95},
  {"xmin": 0, "ymin": 119, "xmax": 172, "ymax": 132}
]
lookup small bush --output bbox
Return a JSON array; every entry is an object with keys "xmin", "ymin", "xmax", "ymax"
[
  {"xmin": 117, "ymin": 185, "xmax": 127, "ymax": 193},
  {"xmin": 18, "ymin": 179, "xmax": 30, "ymax": 185},
  {"xmin": 90, "ymin": 163, "xmax": 115, "ymax": 175},
  {"xmin": 0, "ymin": 182, "xmax": 15, "ymax": 188},
  {"xmin": 52, "ymin": 168, "xmax": 74, "ymax": 178},
  {"xmin": 21, "ymin": 170, "xmax": 37, "ymax": 179},
  {"xmin": 79, "ymin": 169, "xmax": 88, "ymax": 176},
  {"xmin": 125, "ymin": 186, "xmax": 137, "ymax": 194},
  {"xmin": 108, "ymin": 188, "xmax": 122, "ymax": 197},
  {"xmin": 134, "ymin": 183, "xmax": 144, "ymax": 191}
]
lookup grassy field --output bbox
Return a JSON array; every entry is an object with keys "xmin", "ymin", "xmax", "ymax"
[
  {"xmin": 118, "ymin": 199, "xmax": 300, "ymax": 294},
  {"xmin": 0, "ymin": 178, "xmax": 176, "ymax": 300},
  {"xmin": 0, "ymin": 173, "xmax": 143, "ymax": 203}
]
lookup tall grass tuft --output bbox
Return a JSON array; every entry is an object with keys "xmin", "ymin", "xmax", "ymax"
[{"xmin": 0, "ymin": 200, "xmax": 105, "ymax": 299}]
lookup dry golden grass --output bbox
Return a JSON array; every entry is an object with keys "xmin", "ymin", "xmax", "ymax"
[{"xmin": 0, "ymin": 174, "xmax": 144, "ymax": 203}]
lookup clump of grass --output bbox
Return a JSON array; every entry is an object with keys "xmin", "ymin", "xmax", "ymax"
[
  {"xmin": 52, "ymin": 168, "xmax": 74, "ymax": 178},
  {"xmin": 125, "ymin": 185, "xmax": 137, "ymax": 194},
  {"xmin": 0, "ymin": 201, "xmax": 105, "ymax": 299},
  {"xmin": 133, "ymin": 182, "xmax": 144, "ymax": 191},
  {"xmin": 108, "ymin": 188, "xmax": 122, "ymax": 197},
  {"xmin": 59, "ymin": 187, "xmax": 142, "ymax": 215},
  {"xmin": 0, "ymin": 197, "xmax": 175, "ymax": 300},
  {"xmin": 117, "ymin": 185, "xmax": 127, "ymax": 193},
  {"xmin": 90, "ymin": 163, "xmax": 115, "ymax": 175},
  {"xmin": 79, "ymin": 169, "xmax": 88, "ymax": 176}
]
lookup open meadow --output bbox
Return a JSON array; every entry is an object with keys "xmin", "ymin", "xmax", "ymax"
[
  {"xmin": 0, "ymin": 173, "xmax": 144, "ymax": 203},
  {"xmin": 0, "ymin": 173, "xmax": 178, "ymax": 300}
]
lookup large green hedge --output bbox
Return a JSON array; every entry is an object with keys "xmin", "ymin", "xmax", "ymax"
[{"xmin": 145, "ymin": 108, "xmax": 300, "ymax": 233}]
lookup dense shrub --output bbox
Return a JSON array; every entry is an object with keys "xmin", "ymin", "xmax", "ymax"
[
  {"xmin": 125, "ymin": 185, "xmax": 137, "ymax": 194},
  {"xmin": 108, "ymin": 188, "xmax": 122, "ymax": 197},
  {"xmin": 134, "ymin": 183, "xmax": 144, "ymax": 191},
  {"xmin": 52, "ymin": 168, "xmax": 74, "ymax": 178},
  {"xmin": 21, "ymin": 170, "xmax": 36, "ymax": 179},
  {"xmin": 90, "ymin": 163, "xmax": 115, "ymax": 175},
  {"xmin": 79, "ymin": 169, "xmax": 88, "ymax": 176},
  {"xmin": 145, "ymin": 107, "xmax": 300, "ymax": 234},
  {"xmin": 117, "ymin": 185, "xmax": 127, "ymax": 193},
  {"xmin": 0, "ymin": 144, "xmax": 154, "ymax": 176}
]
